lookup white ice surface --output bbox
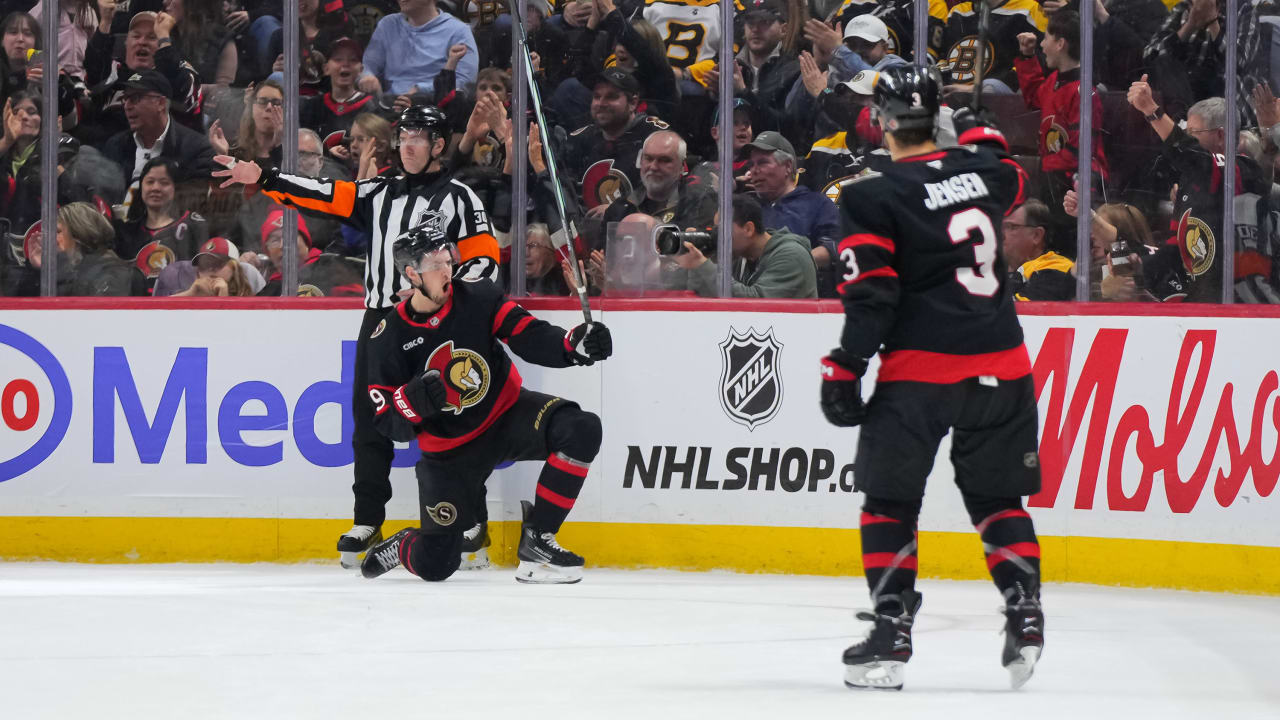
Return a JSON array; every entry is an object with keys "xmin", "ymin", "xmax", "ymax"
[{"xmin": 2, "ymin": 564, "xmax": 1277, "ymax": 719}]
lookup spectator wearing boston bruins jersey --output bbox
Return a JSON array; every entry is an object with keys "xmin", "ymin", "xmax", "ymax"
[
  {"xmin": 643, "ymin": 0, "xmax": 725, "ymax": 70},
  {"xmin": 1002, "ymin": 199, "xmax": 1074, "ymax": 301},
  {"xmin": 830, "ymin": 0, "xmax": 943, "ymax": 62},
  {"xmin": 563, "ymin": 68, "xmax": 670, "ymax": 211},
  {"xmin": 938, "ymin": 0, "xmax": 1047, "ymax": 91}
]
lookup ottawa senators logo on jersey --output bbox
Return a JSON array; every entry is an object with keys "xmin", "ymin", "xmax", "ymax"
[
  {"xmin": 581, "ymin": 159, "xmax": 633, "ymax": 209},
  {"xmin": 945, "ymin": 36, "xmax": 995, "ymax": 83},
  {"xmin": 1176, "ymin": 209, "xmax": 1216, "ymax": 278},
  {"xmin": 425, "ymin": 340, "xmax": 491, "ymax": 414},
  {"xmin": 133, "ymin": 241, "xmax": 176, "ymax": 279},
  {"xmin": 1043, "ymin": 121, "xmax": 1068, "ymax": 154}
]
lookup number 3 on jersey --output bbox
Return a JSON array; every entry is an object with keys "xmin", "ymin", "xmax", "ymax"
[{"xmin": 948, "ymin": 208, "xmax": 999, "ymax": 297}]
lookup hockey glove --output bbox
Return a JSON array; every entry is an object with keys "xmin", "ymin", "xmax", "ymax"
[
  {"xmin": 566, "ymin": 322, "xmax": 613, "ymax": 365},
  {"xmin": 952, "ymin": 107, "xmax": 1008, "ymax": 149},
  {"xmin": 393, "ymin": 369, "xmax": 448, "ymax": 423},
  {"xmin": 820, "ymin": 349, "xmax": 869, "ymax": 427}
]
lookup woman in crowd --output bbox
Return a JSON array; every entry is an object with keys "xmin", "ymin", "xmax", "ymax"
[
  {"xmin": 209, "ymin": 79, "xmax": 285, "ymax": 165},
  {"xmin": 0, "ymin": 11, "xmax": 39, "ymax": 97},
  {"xmin": 169, "ymin": 254, "xmax": 255, "ymax": 297},
  {"xmin": 27, "ymin": 201, "xmax": 142, "ymax": 296},
  {"xmin": 28, "ymin": 0, "xmax": 95, "ymax": 79},
  {"xmin": 0, "ymin": 91, "xmax": 43, "ymax": 237},
  {"xmin": 116, "ymin": 158, "xmax": 209, "ymax": 283},
  {"xmin": 335, "ymin": 111, "xmax": 394, "ymax": 181}
]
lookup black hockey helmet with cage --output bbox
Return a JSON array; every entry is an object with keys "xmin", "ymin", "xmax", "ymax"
[
  {"xmin": 395, "ymin": 104, "xmax": 451, "ymax": 143},
  {"xmin": 392, "ymin": 219, "xmax": 459, "ymax": 277},
  {"xmin": 872, "ymin": 65, "xmax": 942, "ymax": 133}
]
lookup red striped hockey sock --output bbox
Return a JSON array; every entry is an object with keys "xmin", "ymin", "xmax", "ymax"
[
  {"xmin": 529, "ymin": 451, "xmax": 590, "ymax": 533},
  {"xmin": 860, "ymin": 512, "xmax": 919, "ymax": 614},
  {"xmin": 976, "ymin": 509, "xmax": 1041, "ymax": 597}
]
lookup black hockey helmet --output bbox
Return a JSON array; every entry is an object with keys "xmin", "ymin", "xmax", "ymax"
[
  {"xmin": 872, "ymin": 65, "xmax": 942, "ymax": 133},
  {"xmin": 395, "ymin": 104, "xmax": 451, "ymax": 145},
  {"xmin": 392, "ymin": 217, "xmax": 459, "ymax": 277}
]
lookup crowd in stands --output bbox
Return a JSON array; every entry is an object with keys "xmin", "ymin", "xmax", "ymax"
[{"xmin": 0, "ymin": 0, "xmax": 1276, "ymax": 302}]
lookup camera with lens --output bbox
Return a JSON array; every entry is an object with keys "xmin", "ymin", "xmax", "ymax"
[
  {"xmin": 1108, "ymin": 233, "xmax": 1145, "ymax": 274},
  {"xmin": 654, "ymin": 224, "xmax": 716, "ymax": 256}
]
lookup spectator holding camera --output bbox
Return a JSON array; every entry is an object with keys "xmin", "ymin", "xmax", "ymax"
[
  {"xmin": 670, "ymin": 192, "xmax": 818, "ymax": 298},
  {"xmin": 1063, "ymin": 188, "xmax": 1166, "ymax": 301},
  {"xmin": 1002, "ymin": 199, "xmax": 1075, "ymax": 301}
]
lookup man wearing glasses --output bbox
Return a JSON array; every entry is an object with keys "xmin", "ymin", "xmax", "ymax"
[
  {"xmin": 1002, "ymin": 199, "xmax": 1074, "ymax": 301},
  {"xmin": 102, "ymin": 69, "xmax": 216, "ymax": 210},
  {"xmin": 213, "ymin": 104, "xmax": 500, "ymax": 567}
]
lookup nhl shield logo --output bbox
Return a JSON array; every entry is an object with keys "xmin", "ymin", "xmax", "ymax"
[{"xmin": 718, "ymin": 328, "xmax": 783, "ymax": 431}]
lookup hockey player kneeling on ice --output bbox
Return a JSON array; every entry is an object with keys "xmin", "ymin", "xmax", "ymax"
[
  {"xmin": 821, "ymin": 66, "xmax": 1044, "ymax": 691},
  {"xmin": 359, "ymin": 226, "xmax": 611, "ymax": 584}
]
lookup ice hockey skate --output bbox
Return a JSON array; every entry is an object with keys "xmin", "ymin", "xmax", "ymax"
[
  {"xmin": 843, "ymin": 590, "xmax": 921, "ymax": 691},
  {"xmin": 459, "ymin": 521, "xmax": 491, "ymax": 570},
  {"xmin": 514, "ymin": 501, "xmax": 584, "ymax": 584},
  {"xmin": 360, "ymin": 528, "xmax": 413, "ymax": 579},
  {"xmin": 1002, "ymin": 584, "xmax": 1044, "ymax": 689},
  {"xmin": 337, "ymin": 525, "xmax": 382, "ymax": 569}
]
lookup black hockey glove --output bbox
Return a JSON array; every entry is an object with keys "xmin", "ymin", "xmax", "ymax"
[
  {"xmin": 565, "ymin": 322, "xmax": 613, "ymax": 366},
  {"xmin": 820, "ymin": 349, "xmax": 869, "ymax": 427},
  {"xmin": 951, "ymin": 106, "xmax": 998, "ymax": 136},
  {"xmin": 394, "ymin": 369, "xmax": 448, "ymax": 423}
]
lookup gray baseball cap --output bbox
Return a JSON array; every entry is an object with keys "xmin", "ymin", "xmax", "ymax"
[{"xmin": 743, "ymin": 130, "xmax": 796, "ymax": 157}]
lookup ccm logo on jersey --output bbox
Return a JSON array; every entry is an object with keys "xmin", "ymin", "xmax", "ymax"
[
  {"xmin": 403, "ymin": 336, "xmax": 424, "ymax": 351},
  {"xmin": 923, "ymin": 172, "xmax": 990, "ymax": 211}
]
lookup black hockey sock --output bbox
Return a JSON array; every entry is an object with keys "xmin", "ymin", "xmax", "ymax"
[
  {"xmin": 860, "ymin": 511, "xmax": 919, "ymax": 615},
  {"xmin": 975, "ymin": 508, "xmax": 1041, "ymax": 600},
  {"xmin": 528, "ymin": 452, "xmax": 589, "ymax": 533}
]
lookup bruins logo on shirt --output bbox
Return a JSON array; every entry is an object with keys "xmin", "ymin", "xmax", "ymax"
[
  {"xmin": 425, "ymin": 340, "xmax": 491, "ymax": 414},
  {"xmin": 1044, "ymin": 121, "xmax": 1068, "ymax": 154},
  {"xmin": 1176, "ymin": 209, "xmax": 1216, "ymax": 278},
  {"xmin": 581, "ymin": 159, "xmax": 633, "ymax": 209},
  {"xmin": 944, "ymin": 35, "xmax": 995, "ymax": 82}
]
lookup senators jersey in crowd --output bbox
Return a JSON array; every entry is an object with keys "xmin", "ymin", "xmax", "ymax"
[
  {"xmin": 365, "ymin": 277, "xmax": 576, "ymax": 452},
  {"xmin": 300, "ymin": 90, "xmax": 377, "ymax": 151},
  {"xmin": 563, "ymin": 114, "xmax": 669, "ymax": 210},
  {"xmin": 833, "ymin": 129, "xmax": 1030, "ymax": 383},
  {"xmin": 938, "ymin": 0, "xmax": 1046, "ymax": 89},
  {"xmin": 1013, "ymin": 59, "xmax": 1108, "ymax": 180}
]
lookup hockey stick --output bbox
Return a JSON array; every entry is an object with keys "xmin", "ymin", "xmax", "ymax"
[
  {"xmin": 506, "ymin": 0, "xmax": 592, "ymax": 323},
  {"xmin": 969, "ymin": 0, "xmax": 991, "ymax": 112}
]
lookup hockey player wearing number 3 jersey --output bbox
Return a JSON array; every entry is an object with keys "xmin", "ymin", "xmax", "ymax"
[
  {"xmin": 357, "ymin": 226, "xmax": 612, "ymax": 584},
  {"xmin": 820, "ymin": 66, "xmax": 1044, "ymax": 691}
]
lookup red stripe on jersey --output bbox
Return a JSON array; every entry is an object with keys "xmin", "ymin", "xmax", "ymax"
[
  {"xmin": 862, "ymin": 552, "xmax": 919, "ymax": 570},
  {"xmin": 508, "ymin": 315, "xmax": 534, "ymax": 337},
  {"xmin": 958, "ymin": 126, "xmax": 1010, "ymax": 153},
  {"xmin": 535, "ymin": 483, "xmax": 577, "ymax": 509},
  {"xmin": 837, "ymin": 266, "xmax": 898, "ymax": 293},
  {"xmin": 876, "ymin": 345, "xmax": 1031, "ymax": 384},
  {"xmin": 417, "ymin": 365, "xmax": 523, "ymax": 453},
  {"xmin": 839, "ymin": 233, "xmax": 895, "ymax": 253},
  {"xmin": 1002, "ymin": 158, "xmax": 1028, "ymax": 214},
  {"xmin": 392, "ymin": 386, "xmax": 421, "ymax": 422},
  {"xmin": 492, "ymin": 301, "xmax": 518, "ymax": 335},
  {"xmin": 397, "ymin": 291, "xmax": 453, "ymax": 328},
  {"xmin": 900, "ymin": 150, "xmax": 949, "ymax": 163},
  {"xmin": 976, "ymin": 508, "xmax": 1031, "ymax": 534},
  {"xmin": 821, "ymin": 356, "xmax": 859, "ymax": 381},
  {"xmin": 547, "ymin": 453, "xmax": 590, "ymax": 478},
  {"xmin": 861, "ymin": 512, "xmax": 901, "ymax": 526},
  {"xmin": 986, "ymin": 542, "xmax": 1041, "ymax": 570}
]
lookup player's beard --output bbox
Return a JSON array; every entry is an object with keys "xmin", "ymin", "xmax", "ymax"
[{"xmin": 427, "ymin": 279, "xmax": 451, "ymax": 306}]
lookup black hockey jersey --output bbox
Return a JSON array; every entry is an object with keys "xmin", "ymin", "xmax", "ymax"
[
  {"xmin": 938, "ymin": 0, "xmax": 1046, "ymax": 89},
  {"xmin": 365, "ymin": 276, "xmax": 576, "ymax": 452},
  {"xmin": 300, "ymin": 91, "xmax": 377, "ymax": 150},
  {"xmin": 563, "ymin": 114, "xmax": 670, "ymax": 210},
  {"xmin": 834, "ymin": 131, "xmax": 1030, "ymax": 383}
]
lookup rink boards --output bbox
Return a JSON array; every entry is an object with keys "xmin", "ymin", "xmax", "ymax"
[{"xmin": 1, "ymin": 298, "xmax": 1278, "ymax": 593}]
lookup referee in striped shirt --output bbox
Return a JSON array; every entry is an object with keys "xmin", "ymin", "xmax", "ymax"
[{"xmin": 214, "ymin": 105, "xmax": 499, "ymax": 565}]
